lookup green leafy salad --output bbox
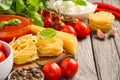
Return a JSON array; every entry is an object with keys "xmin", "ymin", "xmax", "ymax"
[{"xmin": 0, "ymin": 0, "xmax": 44, "ymax": 27}]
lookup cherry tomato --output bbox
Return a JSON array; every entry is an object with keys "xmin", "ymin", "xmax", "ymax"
[
  {"xmin": 0, "ymin": 51, "xmax": 6, "ymax": 62},
  {"xmin": 44, "ymin": 16, "xmax": 52, "ymax": 28},
  {"xmin": 64, "ymin": 17, "xmax": 90, "ymax": 38},
  {"xmin": 61, "ymin": 25, "xmax": 76, "ymax": 36},
  {"xmin": 52, "ymin": 20, "xmax": 64, "ymax": 31},
  {"xmin": 52, "ymin": 25, "xmax": 62, "ymax": 31},
  {"xmin": 42, "ymin": 11, "xmax": 50, "ymax": 17},
  {"xmin": 0, "ymin": 42, "xmax": 4, "ymax": 51},
  {"xmin": 73, "ymin": 21, "xmax": 90, "ymax": 38},
  {"xmin": 65, "ymin": 17, "xmax": 79, "ymax": 26},
  {"xmin": 41, "ymin": 62, "xmax": 62, "ymax": 80},
  {"xmin": 60, "ymin": 58, "xmax": 78, "ymax": 78}
]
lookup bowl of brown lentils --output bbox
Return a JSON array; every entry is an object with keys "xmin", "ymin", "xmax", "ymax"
[{"xmin": 8, "ymin": 67, "xmax": 44, "ymax": 80}]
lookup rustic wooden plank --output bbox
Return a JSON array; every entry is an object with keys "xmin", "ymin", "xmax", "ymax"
[
  {"xmin": 69, "ymin": 36, "xmax": 98, "ymax": 80},
  {"xmin": 90, "ymin": 0, "xmax": 120, "ymax": 80},
  {"xmin": 114, "ymin": 20, "xmax": 120, "ymax": 59},
  {"xmin": 91, "ymin": 35, "xmax": 120, "ymax": 80}
]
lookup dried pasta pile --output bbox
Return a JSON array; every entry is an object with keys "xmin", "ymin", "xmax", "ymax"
[
  {"xmin": 88, "ymin": 11, "xmax": 115, "ymax": 32},
  {"xmin": 9, "ymin": 34, "xmax": 38, "ymax": 64},
  {"xmin": 37, "ymin": 34, "xmax": 64, "ymax": 57},
  {"xmin": 9, "ymin": 25, "xmax": 78, "ymax": 64}
]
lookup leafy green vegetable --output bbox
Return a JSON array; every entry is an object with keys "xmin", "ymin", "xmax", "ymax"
[
  {"xmin": 0, "ymin": 0, "xmax": 12, "ymax": 11},
  {"xmin": 73, "ymin": 0, "xmax": 87, "ymax": 6},
  {"xmin": 15, "ymin": 0, "xmax": 25, "ymax": 12},
  {"xmin": 39, "ymin": 28, "xmax": 57, "ymax": 38},
  {"xmin": 26, "ymin": 0, "xmax": 40, "ymax": 12},
  {"xmin": 0, "ymin": 0, "xmax": 44, "ymax": 27},
  {"xmin": 8, "ymin": 19, "xmax": 21, "ymax": 25},
  {"xmin": 63, "ymin": 0, "xmax": 87, "ymax": 6},
  {"xmin": 30, "ymin": 12, "xmax": 44, "ymax": 27},
  {"xmin": 39, "ymin": 2, "xmax": 44, "ymax": 11},
  {"xmin": 0, "ymin": 21, "xmax": 8, "ymax": 29},
  {"xmin": 0, "ymin": 19, "xmax": 21, "ymax": 29}
]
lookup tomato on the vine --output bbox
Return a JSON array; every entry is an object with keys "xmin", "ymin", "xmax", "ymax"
[
  {"xmin": 44, "ymin": 16, "xmax": 52, "ymax": 28},
  {"xmin": 61, "ymin": 25, "xmax": 76, "ymax": 36},
  {"xmin": 65, "ymin": 17, "xmax": 79, "ymax": 26},
  {"xmin": 60, "ymin": 58, "xmax": 78, "ymax": 78},
  {"xmin": 42, "ymin": 11, "xmax": 50, "ymax": 17},
  {"xmin": 51, "ymin": 19, "xmax": 64, "ymax": 31},
  {"xmin": 41, "ymin": 61, "xmax": 62, "ymax": 80},
  {"xmin": 0, "ymin": 51, "xmax": 6, "ymax": 62},
  {"xmin": 52, "ymin": 25, "xmax": 62, "ymax": 31},
  {"xmin": 73, "ymin": 21, "xmax": 90, "ymax": 38},
  {"xmin": 64, "ymin": 17, "xmax": 90, "ymax": 38}
]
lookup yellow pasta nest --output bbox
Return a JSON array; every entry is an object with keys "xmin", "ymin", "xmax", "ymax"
[
  {"xmin": 88, "ymin": 11, "xmax": 115, "ymax": 32},
  {"xmin": 9, "ymin": 34, "xmax": 39, "ymax": 64},
  {"xmin": 36, "ymin": 34, "xmax": 64, "ymax": 57}
]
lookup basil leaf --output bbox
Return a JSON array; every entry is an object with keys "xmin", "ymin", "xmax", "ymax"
[
  {"xmin": 0, "ymin": 19, "xmax": 21, "ymax": 29},
  {"xmin": 39, "ymin": 28, "xmax": 57, "ymax": 38},
  {"xmin": 72, "ymin": 0, "xmax": 87, "ymax": 6},
  {"xmin": 0, "ymin": 21, "xmax": 8, "ymax": 29},
  {"xmin": 8, "ymin": 19, "xmax": 21, "ymax": 25},
  {"xmin": 0, "ymin": 0, "xmax": 12, "ymax": 11}
]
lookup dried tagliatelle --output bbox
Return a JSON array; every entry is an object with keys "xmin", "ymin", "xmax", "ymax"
[
  {"xmin": 9, "ymin": 34, "xmax": 39, "ymax": 64},
  {"xmin": 30, "ymin": 25, "xmax": 78, "ymax": 55},
  {"xmin": 36, "ymin": 28, "xmax": 64, "ymax": 57},
  {"xmin": 88, "ymin": 11, "xmax": 115, "ymax": 32}
]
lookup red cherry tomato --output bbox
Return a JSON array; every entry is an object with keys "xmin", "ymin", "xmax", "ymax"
[
  {"xmin": 41, "ymin": 62, "xmax": 62, "ymax": 80},
  {"xmin": 52, "ymin": 25, "xmax": 62, "ymax": 31},
  {"xmin": 65, "ymin": 17, "xmax": 79, "ymax": 26},
  {"xmin": 61, "ymin": 25, "xmax": 76, "ymax": 36},
  {"xmin": 73, "ymin": 21, "xmax": 90, "ymax": 38},
  {"xmin": 0, "ymin": 42, "xmax": 4, "ymax": 51},
  {"xmin": 0, "ymin": 51, "xmax": 6, "ymax": 62},
  {"xmin": 42, "ymin": 11, "xmax": 50, "ymax": 17},
  {"xmin": 60, "ymin": 58, "xmax": 78, "ymax": 78},
  {"xmin": 52, "ymin": 20, "xmax": 64, "ymax": 31},
  {"xmin": 44, "ymin": 16, "xmax": 52, "ymax": 28},
  {"xmin": 64, "ymin": 17, "xmax": 90, "ymax": 38}
]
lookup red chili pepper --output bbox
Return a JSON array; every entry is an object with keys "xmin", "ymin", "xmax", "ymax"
[
  {"xmin": 95, "ymin": 8, "xmax": 120, "ymax": 19},
  {"xmin": 92, "ymin": 2, "xmax": 120, "ymax": 13}
]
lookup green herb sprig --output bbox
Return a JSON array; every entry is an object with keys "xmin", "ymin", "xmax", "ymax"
[
  {"xmin": 63, "ymin": 0, "xmax": 87, "ymax": 6},
  {"xmin": 39, "ymin": 28, "xmax": 57, "ymax": 38},
  {"xmin": 0, "ymin": 19, "xmax": 21, "ymax": 29}
]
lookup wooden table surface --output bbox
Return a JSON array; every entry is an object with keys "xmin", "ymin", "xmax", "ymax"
[{"xmin": 63, "ymin": 0, "xmax": 120, "ymax": 80}]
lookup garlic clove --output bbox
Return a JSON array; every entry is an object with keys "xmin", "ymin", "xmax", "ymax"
[
  {"xmin": 109, "ymin": 27, "xmax": 117, "ymax": 37},
  {"xmin": 96, "ymin": 29, "xmax": 106, "ymax": 39}
]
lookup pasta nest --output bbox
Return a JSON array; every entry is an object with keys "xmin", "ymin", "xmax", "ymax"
[{"xmin": 88, "ymin": 11, "xmax": 115, "ymax": 32}]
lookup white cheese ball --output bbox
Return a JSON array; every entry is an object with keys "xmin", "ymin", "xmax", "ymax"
[{"xmin": 65, "ymin": 7, "xmax": 78, "ymax": 14}]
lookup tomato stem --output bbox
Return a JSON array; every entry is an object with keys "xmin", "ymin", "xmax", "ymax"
[{"xmin": 33, "ymin": 60, "xmax": 44, "ymax": 68}]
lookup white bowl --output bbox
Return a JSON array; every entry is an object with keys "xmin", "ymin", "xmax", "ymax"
[
  {"xmin": 0, "ymin": 40, "xmax": 13, "ymax": 80},
  {"xmin": 65, "ymin": 4, "xmax": 97, "ymax": 20}
]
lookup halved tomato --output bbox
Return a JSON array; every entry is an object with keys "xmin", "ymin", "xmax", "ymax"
[{"xmin": 0, "ymin": 15, "xmax": 31, "ymax": 42}]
